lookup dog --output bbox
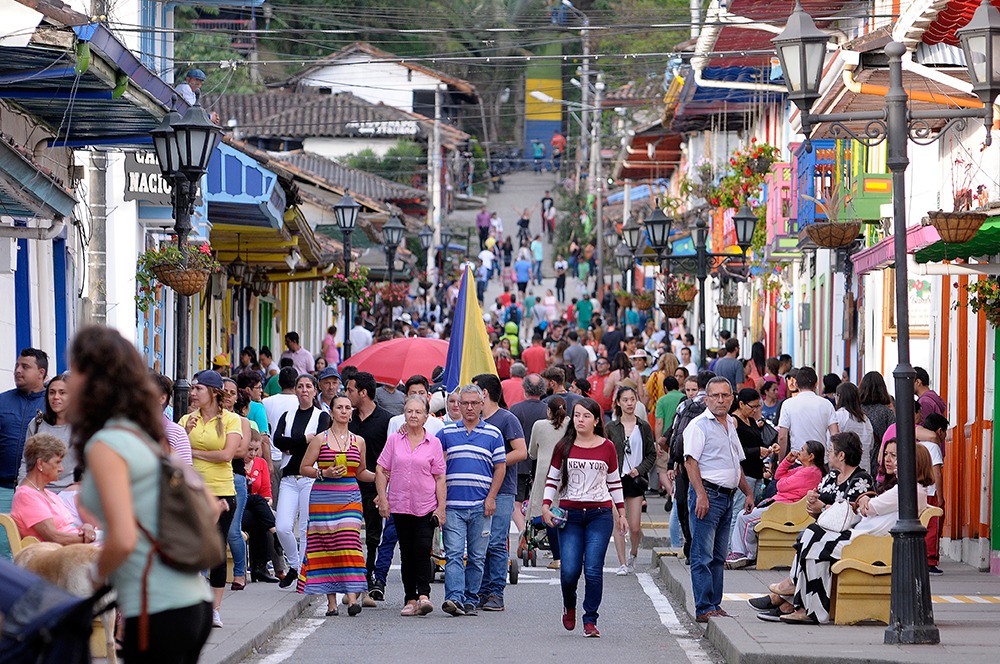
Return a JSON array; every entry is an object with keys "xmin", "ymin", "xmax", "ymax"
[{"xmin": 14, "ymin": 542, "xmax": 118, "ymax": 664}]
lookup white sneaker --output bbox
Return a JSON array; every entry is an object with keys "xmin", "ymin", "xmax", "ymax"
[
  {"xmin": 211, "ymin": 609, "xmax": 223, "ymax": 628},
  {"xmin": 626, "ymin": 554, "xmax": 636, "ymax": 572},
  {"xmin": 615, "ymin": 565, "xmax": 629, "ymax": 576}
]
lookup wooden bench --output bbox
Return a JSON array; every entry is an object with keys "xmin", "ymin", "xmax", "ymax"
[
  {"xmin": 829, "ymin": 506, "xmax": 944, "ymax": 625},
  {"xmin": 753, "ymin": 498, "xmax": 813, "ymax": 570}
]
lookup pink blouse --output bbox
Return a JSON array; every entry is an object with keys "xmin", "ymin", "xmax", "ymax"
[
  {"xmin": 11, "ymin": 484, "xmax": 78, "ymax": 539},
  {"xmin": 377, "ymin": 429, "xmax": 445, "ymax": 516}
]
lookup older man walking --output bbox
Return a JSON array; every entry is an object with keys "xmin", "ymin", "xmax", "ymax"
[{"xmin": 684, "ymin": 377, "xmax": 753, "ymax": 623}]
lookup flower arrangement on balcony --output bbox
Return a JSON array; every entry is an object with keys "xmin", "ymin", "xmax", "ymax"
[
  {"xmin": 927, "ymin": 157, "xmax": 988, "ymax": 244},
  {"xmin": 679, "ymin": 159, "xmax": 718, "ymax": 201},
  {"xmin": 322, "ymin": 266, "xmax": 375, "ymax": 311},
  {"xmin": 960, "ymin": 277, "xmax": 1000, "ymax": 327},
  {"xmin": 378, "ymin": 281, "xmax": 411, "ymax": 307},
  {"xmin": 802, "ymin": 180, "xmax": 862, "ymax": 249},
  {"xmin": 136, "ymin": 242, "xmax": 220, "ymax": 304}
]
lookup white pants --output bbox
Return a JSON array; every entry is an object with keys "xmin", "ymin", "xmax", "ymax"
[{"xmin": 275, "ymin": 475, "xmax": 314, "ymax": 570}]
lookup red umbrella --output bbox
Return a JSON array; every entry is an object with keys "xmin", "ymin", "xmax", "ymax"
[{"xmin": 339, "ymin": 337, "xmax": 450, "ymax": 385}]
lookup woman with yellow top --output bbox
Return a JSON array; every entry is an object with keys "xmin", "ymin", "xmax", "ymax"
[{"xmin": 180, "ymin": 370, "xmax": 243, "ymax": 630}]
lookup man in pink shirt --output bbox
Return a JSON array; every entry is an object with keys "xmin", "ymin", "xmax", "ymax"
[{"xmin": 501, "ymin": 364, "xmax": 528, "ymax": 408}]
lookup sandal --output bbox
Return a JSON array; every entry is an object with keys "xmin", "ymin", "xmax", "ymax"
[
  {"xmin": 347, "ymin": 602, "xmax": 362, "ymax": 617},
  {"xmin": 779, "ymin": 610, "xmax": 818, "ymax": 625},
  {"xmin": 325, "ymin": 609, "xmax": 339, "ymax": 617}
]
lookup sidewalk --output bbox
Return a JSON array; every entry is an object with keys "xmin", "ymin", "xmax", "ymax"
[
  {"xmin": 645, "ymin": 492, "xmax": 1000, "ymax": 664},
  {"xmin": 199, "ymin": 584, "xmax": 314, "ymax": 664}
]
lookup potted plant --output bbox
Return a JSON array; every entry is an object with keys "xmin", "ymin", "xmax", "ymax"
[
  {"xmin": 322, "ymin": 266, "xmax": 376, "ymax": 311},
  {"xmin": 614, "ymin": 288, "xmax": 632, "ymax": 308},
  {"xmin": 927, "ymin": 157, "xmax": 987, "ymax": 244},
  {"xmin": 378, "ymin": 281, "xmax": 411, "ymax": 307},
  {"xmin": 136, "ymin": 242, "xmax": 220, "ymax": 296},
  {"xmin": 802, "ymin": 180, "xmax": 862, "ymax": 249},
  {"xmin": 632, "ymin": 290, "xmax": 655, "ymax": 311},
  {"xmin": 676, "ymin": 280, "xmax": 698, "ymax": 302},
  {"xmin": 658, "ymin": 274, "xmax": 690, "ymax": 318},
  {"xmin": 961, "ymin": 277, "xmax": 1000, "ymax": 326}
]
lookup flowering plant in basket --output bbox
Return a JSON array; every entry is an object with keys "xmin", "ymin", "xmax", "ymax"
[
  {"xmin": 136, "ymin": 243, "xmax": 219, "ymax": 311},
  {"xmin": 961, "ymin": 278, "xmax": 1000, "ymax": 326},
  {"xmin": 322, "ymin": 266, "xmax": 374, "ymax": 310},
  {"xmin": 378, "ymin": 281, "xmax": 411, "ymax": 307}
]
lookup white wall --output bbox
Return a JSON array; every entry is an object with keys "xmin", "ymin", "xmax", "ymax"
[
  {"xmin": 104, "ymin": 154, "xmax": 139, "ymax": 338},
  {"xmin": 302, "ymin": 137, "xmax": 400, "ymax": 160},
  {"xmin": 296, "ymin": 55, "xmax": 441, "ymax": 112}
]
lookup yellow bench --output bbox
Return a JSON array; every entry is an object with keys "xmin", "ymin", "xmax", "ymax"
[
  {"xmin": 753, "ymin": 498, "xmax": 813, "ymax": 570},
  {"xmin": 829, "ymin": 506, "xmax": 944, "ymax": 625}
]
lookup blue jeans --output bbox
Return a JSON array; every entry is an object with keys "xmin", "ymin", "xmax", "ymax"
[
  {"xmin": 729, "ymin": 477, "xmax": 762, "ymax": 536},
  {"xmin": 373, "ymin": 515, "xmax": 397, "ymax": 584},
  {"xmin": 669, "ymin": 494, "xmax": 682, "ymax": 549},
  {"xmin": 481, "ymin": 493, "xmax": 515, "ymax": 600},
  {"xmin": 0, "ymin": 487, "xmax": 13, "ymax": 559},
  {"xmin": 559, "ymin": 507, "xmax": 613, "ymax": 625},
  {"xmin": 443, "ymin": 506, "xmax": 490, "ymax": 605},
  {"xmin": 533, "ymin": 260, "xmax": 543, "ymax": 284},
  {"xmin": 687, "ymin": 484, "xmax": 735, "ymax": 615},
  {"xmin": 227, "ymin": 478, "xmax": 248, "ymax": 578}
]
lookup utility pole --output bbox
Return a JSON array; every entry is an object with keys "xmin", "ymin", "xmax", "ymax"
[
  {"xmin": 591, "ymin": 72, "xmax": 604, "ymax": 295},
  {"xmin": 577, "ymin": 17, "xmax": 589, "ymax": 194},
  {"xmin": 430, "ymin": 84, "xmax": 443, "ymax": 298}
]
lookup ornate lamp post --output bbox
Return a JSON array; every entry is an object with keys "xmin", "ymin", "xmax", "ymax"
[
  {"xmin": 614, "ymin": 243, "xmax": 634, "ymax": 328},
  {"xmin": 620, "ymin": 216, "xmax": 643, "ymax": 255},
  {"xmin": 150, "ymin": 103, "xmax": 222, "ymax": 421},
  {"xmin": 333, "ymin": 193, "xmax": 360, "ymax": 360},
  {"xmin": 773, "ymin": 0, "xmax": 1000, "ymax": 644},
  {"xmin": 382, "ymin": 213, "xmax": 407, "ymax": 285}
]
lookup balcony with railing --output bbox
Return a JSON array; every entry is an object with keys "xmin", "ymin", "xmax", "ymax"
[{"xmin": 191, "ymin": 19, "xmax": 256, "ymax": 51}]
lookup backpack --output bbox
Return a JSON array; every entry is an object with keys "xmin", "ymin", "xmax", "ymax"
[
  {"xmin": 667, "ymin": 398, "xmax": 707, "ymax": 467},
  {"xmin": 505, "ymin": 304, "xmax": 521, "ymax": 326}
]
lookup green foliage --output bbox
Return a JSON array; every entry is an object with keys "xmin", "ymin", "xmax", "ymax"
[
  {"xmin": 173, "ymin": 8, "xmax": 264, "ymax": 94},
  {"xmin": 592, "ymin": 0, "xmax": 690, "ymax": 86},
  {"xmin": 344, "ymin": 141, "xmax": 425, "ymax": 186}
]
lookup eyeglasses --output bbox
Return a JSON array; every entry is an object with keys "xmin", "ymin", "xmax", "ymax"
[
  {"xmin": 460, "ymin": 401, "xmax": 482, "ymax": 408},
  {"xmin": 747, "ymin": 402, "xmax": 762, "ymax": 410}
]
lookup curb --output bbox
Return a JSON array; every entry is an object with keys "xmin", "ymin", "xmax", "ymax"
[{"xmin": 207, "ymin": 594, "xmax": 315, "ymax": 664}]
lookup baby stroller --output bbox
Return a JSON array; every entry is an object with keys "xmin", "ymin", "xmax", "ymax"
[
  {"xmin": 0, "ymin": 558, "xmax": 113, "ymax": 664},
  {"xmin": 516, "ymin": 502, "xmax": 551, "ymax": 567}
]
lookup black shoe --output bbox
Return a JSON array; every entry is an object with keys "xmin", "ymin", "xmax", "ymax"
[
  {"xmin": 462, "ymin": 603, "xmax": 478, "ymax": 616},
  {"xmin": 757, "ymin": 607, "xmax": 790, "ymax": 622},
  {"xmin": 664, "ymin": 496, "xmax": 673, "ymax": 512},
  {"xmin": 928, "ymin": 565, "xmax": 944, "ymax": 575},
  {"xmin": 347, "ymin": 602, "xmax": 362, "ymax": 617},
  {"xmin": 278, "ymin": 569, "xmax": 297, "ymax": 588},
  {"xmin": 369, "ymin": 580, "xmax": 385, "ymax": 601},
  {"xmin": 251, "ymin": 567, "xmax": 280, "ymax": 584},
  {"xmin": 748, "ymin": 595, "xmax": 781, "ymax": 611},
  {"xmin": 442, "ymin": 600, "xmax": 465, "ymax": 616}
]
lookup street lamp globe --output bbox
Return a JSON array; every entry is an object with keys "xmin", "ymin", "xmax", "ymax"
[
  {"xmin": 614, "ymin": 243, "xmax": 633, "ymax": 273},
  {"xmin": 150, "ymin": 109, "xmax": 182, "ymax": 177},
  {"xmin": 333, "ymin": 193, "xmax": 360, "ymax": 232},
  {"xmin": 957, "ymin": 0, "xmax": 1000, "ymax": 113},
  {"xmin": 643, "ymin": 206, "xmax": 673, "ymax": 253},
  {"xmin": 621, "ymin": 216, "xmax": 643, "ymax": 253},
  {"xmin": 381, "ymin": 213, "xmax": 406, "ymax": 248},
  {"xmin": 229, "ymin": 256, "xmax": 248, "ymax": 284},
  {"xmin": 440, "ymin": 227, "xmax": 453, "ymax": 249},
  {"xmin": 733, "ymin": 203, "xmax": 758, "ymax": 252},
  {"xmin": 604, "ymin": 226, "xmax": 621, "ymax": 251},
  {"xmin": 170, "ymin": 104, "xmax": 223, "ymax": 180},
  {"xmin": 772, "ymin": 0, "xmax": 830, "ymax": 113},
  {"xmin": 419, "ymin": 224, "xmax": 434, "ymax": 251}
]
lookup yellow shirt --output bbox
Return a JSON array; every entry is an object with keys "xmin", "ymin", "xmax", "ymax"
[{"xmin": 180, "ymin": 410, "xmax": 242, "ymax": 496}]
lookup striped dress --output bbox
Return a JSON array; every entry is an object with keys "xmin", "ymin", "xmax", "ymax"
[{"xmin": 297, "ymin": 433, "xmax": 368, "ymax": 595}]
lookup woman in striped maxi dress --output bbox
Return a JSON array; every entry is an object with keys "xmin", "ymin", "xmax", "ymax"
[{"xmin": 298, "ymin": 394, "xmax": 375, "ymax": 616}]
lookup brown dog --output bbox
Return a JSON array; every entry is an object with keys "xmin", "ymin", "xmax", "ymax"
[{"xmin": 14, "ymin": 542, "xmax": 117, "ymax": 664}]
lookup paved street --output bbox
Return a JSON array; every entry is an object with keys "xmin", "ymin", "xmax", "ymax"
[{"xmin": 240, "ymin": 542, "xmax": 721, "ymax": 663}]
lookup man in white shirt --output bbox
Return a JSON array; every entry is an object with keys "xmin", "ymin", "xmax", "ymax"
[
  {"xmin": 174, "ymin": 68, "xmax": 205, "ymax": 105},
  {"xmin": 350, "ymin": 316, "xmax": 373, "ymax": 353},
  {"xmin": 684, "ymin": 377, "xmax": 753, "ymax": 623},
  {"xmin": 679, "ymin": 347, "xmax": 699, "ymax": 377},
  {"xmin": 280, "ymin": 331, "xmax": 314, "ymax": 375},
  {"xmin": 777, "ymin": 366, "xmax": 839, "ymax": 456}
]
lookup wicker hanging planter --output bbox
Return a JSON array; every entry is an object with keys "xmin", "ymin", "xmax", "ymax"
[
  {"xmin": 632, "ymin": 293, "xmax": 655, "ymax": 310},
  {"xmin": 616, "ymin": 294, "xmax": 632, "ymax": 308},
  {"xmin": 749, "ymin": 155, "xmax": 773, "ymax": 175},
  {"xmin": 717, "ymin": 304, "xmax": 741, "ymax": 319},
  {"xmin": 660, "ymin": 302, "xmax": 689, "ymax": 318},
  {"xmin": 805, "ymin": 221, "xmax": 862, "ymax": 249},
  {"xmin": 678, "ymin": 288, "xmax": 698, "ymax": 302},
  {"xmin": 151, "ymin": 266, "xmax": 210, "ymax": 296},
  {"xmin": 927, "ymin": 210, "xmax": 987, "ymax": 244}
]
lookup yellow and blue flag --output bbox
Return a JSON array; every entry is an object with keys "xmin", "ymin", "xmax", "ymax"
[{"xmin": 441, "ymin": 265, "xmax": 497, "ymax": 391}]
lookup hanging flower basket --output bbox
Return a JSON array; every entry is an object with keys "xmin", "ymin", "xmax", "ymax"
[
  {"xmin": 632, "ymin": 292, "xmax": 655, "ymax": 310},
  {"xmin": 151, "ymin": 266, "xmax": 210, "ymax": 296},
  {"xmin": 660, "ymin": 302, "xmax": 689, "ymax": 318},
  {"xmin": 717, "ymin": 304, "xmax": 741, "ymax": 320},
  {"xmin": 677, "ymin": 286, "xmax": 698, "ymax": 302},
  {"xmin": 962, "ymin": 277, "xmax": 1000, "ymax": 327},
  {"xmin": 749, "ymin": 155, "xmax": 773, "ymax": 175},
  {"xmin": 615, "ymin": 294, "xmax": 632, "ymax": 308},
  {"xmin": 805, "ymin": 221, "xmax": 862, "ymax": 249},
  {"xmin": 927, "ymin": 210, "xmax": 987, "ymax": 244}
]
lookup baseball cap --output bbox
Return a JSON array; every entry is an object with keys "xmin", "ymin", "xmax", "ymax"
[
  {"xmin": 193, "ymin": 369, "xmax": 223, "ymax": 390},
  {"xmin": 317, "ymin": 367, "xmax": 341, "ymax": 382},
  {"xmin": 629, "ymin": 350, "xmax": 648, "ymax": 360},
  {"xmin": 186, "ymin": 69, "xmax": 207, "ymax": 81},
  {"xmin": 212, "ymin": 353, "xmax": 229, "ymax": 367}
]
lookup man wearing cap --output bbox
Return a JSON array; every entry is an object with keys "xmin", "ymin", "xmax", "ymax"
[
  {"xmin": 175, "ymin": 68, "xmax": 206, "ymax": 105},
  {"xmin": 212, "ymin": 353, "xmax": 230, "ymax": 377},
  {"xmin": 317, "ymin": 367, "xmax": 341, "ymax": 411}
]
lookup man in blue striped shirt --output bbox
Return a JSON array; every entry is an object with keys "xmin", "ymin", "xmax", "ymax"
[{"xmin": 438, "ymin": 384, "xmax": 506, "ymax": 616}]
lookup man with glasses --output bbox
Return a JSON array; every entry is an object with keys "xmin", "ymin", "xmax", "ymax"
[
  {"xmin": 438, "ymin": 385, "xmax": 506, "ymax": 617},
  {"xmin": 683, "ymin": 377, "xmax": 754, "ymax": 623}
]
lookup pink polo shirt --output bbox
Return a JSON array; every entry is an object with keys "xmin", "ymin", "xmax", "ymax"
[{"xmin": 377, "ymin": 429, "xmax": 446, "ymax": 516}]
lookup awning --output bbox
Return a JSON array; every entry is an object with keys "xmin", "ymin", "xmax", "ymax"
[
  {"xmin": 205, "ymin": 143, "xmax": 286, "ymax": 229},
  {"xmin": 853, "ymin": 224, "xmax": 941, "ymax": 275},
  {"xmin": 916, "ymin": 216, "xmax": 1000, "ymax": 264},
  {"xmin": 0, "ymin": 138, "xmax": 76, "ymax": 218}
]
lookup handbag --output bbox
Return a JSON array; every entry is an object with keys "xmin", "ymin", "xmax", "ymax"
[{"xmin": 815, "ymin": 499, "xmax": 860, "ymax": 533}]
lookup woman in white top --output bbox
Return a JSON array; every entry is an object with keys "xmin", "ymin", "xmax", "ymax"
[
  {"xmin": 542, "ymin": 289, "xmax": 559, "ymax": 322},
  {"xmin": 23, "ymin": 373, "xmax": 74, "ymax": 490},
  {"xmin": 833, "ymin": 383, "xmax": 874, "ymax": 473}
]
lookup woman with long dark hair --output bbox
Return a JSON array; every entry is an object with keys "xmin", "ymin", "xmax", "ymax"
[
  {"xmin": 605, "ymin": 386, "xmax": 656, "ymax": 575},
  {"xmin": 542, "ymin": 398, "xmax": 628, "ymax": 638},
  {"xmin": 181, "ymin": 369, "xmax": 242, "ymax": 628},
  {"xmin": 24, "ymin": 372, "xmax": 74, "ymax": 490},
  {"xmin": 858, "ymin": 371, "xmax": 894, "ymax": 471},
  {"xmin": 71, "ymin": 326, "xmax": 213, "ymax": 662},
  {"xmin": 527, "ymin": 397, "xmax": 570, "ymax": 569},
  {"xmin": 747, "ymin": 342, "xmax": 766, "ymax": 388},
  {"xmin": 834, "ymin": 383, "xmax": 874, "ymax": 474}
]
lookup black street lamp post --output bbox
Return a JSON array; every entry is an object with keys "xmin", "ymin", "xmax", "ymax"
[
  {"xmin": 644, "ymin": 203, "xmax": 756, "ymax": 365},
  {"xmin": 150, "ymin": 103, "xmax": 221, "ymax": 421},
  {"xmin": 382, "ymin": 213, "xmax": 406, "ymax": 285},
  {"xmin": 334, "ymin": 193, "xmax": 360, "ymax": 360},
  {"xmin": 604, "ymin": 227, "xmax": 621, "ymax": 324},
  {"xmin": 773, "ymin": 0, "xmax": 1000, "ymax": 644},
  {"xmin": 614, "ymin": 243, "xmax": 633, "ymax": 328}
]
